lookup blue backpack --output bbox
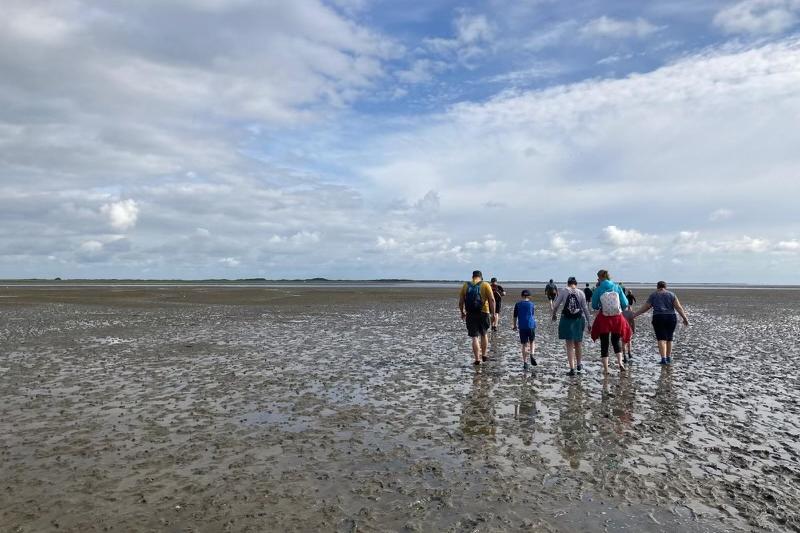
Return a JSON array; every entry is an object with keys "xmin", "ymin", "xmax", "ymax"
[{"xmin": 465, "ymin": 282, "xmax": 483, "ymax": 313}]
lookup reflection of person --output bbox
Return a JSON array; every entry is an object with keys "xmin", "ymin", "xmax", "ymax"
[
  {"xmin": 458, "ymin": 270, "xmax": 496, "ymax": 366},
  {"xmin": 460, "ymin": 370, "xmax": 497, "ymax": 439},
  {"xmin": 513, "ymin": 374, "xmax": 537, "ymax": 446},
  {"xmin": 557, "ymin": 381, "xmax": 590, "ymax": 469},
  {"xmin": 651, "ymin": 365, "xmax": 681, "ymax": 442},
  {"xmin": 551, "ymin": 277, "xmax": 592, "ymax": 376},
  {"xmin": 590, "ymin": 270, "xmax": 631, "ymax": 373},
  {"xmin": 512, "ymin": 290, "xmax": 537, "ymax": 371},
  {"xmin": 490, "ymin": 277, "xmax": 506, "ymax": 331},
  {"xmin": 633, "ymin": 281, "xmax": 689, "ymax": 365}
]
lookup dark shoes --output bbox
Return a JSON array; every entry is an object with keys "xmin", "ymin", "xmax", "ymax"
[
  {"xmin": 530, "ymin": 355, "xmax": 537, "ymax": 366},
  {"xmin": 567, "ymin": 368, "xmax": 576, "ymax": 376}
]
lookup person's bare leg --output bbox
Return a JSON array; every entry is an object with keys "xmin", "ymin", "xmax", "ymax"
[
  {"xmin": 666, "ymin": 341, "xmax": 673, "ymax": 357},
  {"xmin": 520, "ymin": 342, "xmax": 527, "ymax": 364},
  {"xmin": 575, "ymin": 342, "xmax": 583, "ymax": 369},
  {"xmin": 471, "ymin": 337, "xmax": 481, "ymax": 363},
  {"xmin": 602, "ymin": 356, "xmax": 609, "ymax": 374},
  {"xmin": 658, "ymin": 340, "xmax": 667, "ymax": 357},
  {"xmin": 480, "ymin": 333, "xmax": 488, "ymax": 359},
  {"xmin": 530, "ymin": 341, "xmax": 536, "ymax": 363},
  {"xmin": 566, "ymin": 341, "xmax": 575, "ymax": 370},
  {"xmin": 617, "ymin": 351, "xmax": 625, "ymax": 371}
]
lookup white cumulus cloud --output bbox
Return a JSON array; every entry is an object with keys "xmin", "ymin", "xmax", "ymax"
[{"xmin": 101, "ymin": 199, "xmax": 139, "ymax": 231}]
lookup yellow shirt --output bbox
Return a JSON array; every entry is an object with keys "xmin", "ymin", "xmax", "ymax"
[{"xmin": 460, "ymin": 280, "xmax": 493, "ymax": 314}]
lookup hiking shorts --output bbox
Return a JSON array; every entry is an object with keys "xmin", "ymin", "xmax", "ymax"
[
  {"xmin": 466, "ymin": 312, "xmax": 491, "ymax": 337},
  {"xmin": 652, "ymin": 314, "xmax": 678, "ymax": 341},
  {"xmin": 494, "ymin": 300, "xmax": 502, "ymax": 314},
  {"xmin": 546, "ymin": 293, "xmax": 556, "ymax": 301},
  {"xmin": 518, "ymin": 328, "xmax": 535, "ymax": 344}
]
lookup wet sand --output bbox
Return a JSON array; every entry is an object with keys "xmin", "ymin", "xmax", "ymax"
[{"xmin": 0, "ymin": 286, "xmax": 798, "ymax": 532}]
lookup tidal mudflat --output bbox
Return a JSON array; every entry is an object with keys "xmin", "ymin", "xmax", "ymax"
[{"xmin": 1, "ymin": 286, "xmax": 798, "ymax": 532}]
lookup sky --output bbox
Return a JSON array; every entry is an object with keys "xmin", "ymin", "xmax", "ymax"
[{"xmin": 1, "ymin": 0, "xmax": 799, "ymax": 283}]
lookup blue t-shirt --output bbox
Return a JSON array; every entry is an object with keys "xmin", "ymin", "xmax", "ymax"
[
  {"xmin": 513, "ymin": 300, "xmax": 536, "ymax": 330},
  {"xmin": 647, "ymin": 290, "xmax": 676, "ymax": 315}
]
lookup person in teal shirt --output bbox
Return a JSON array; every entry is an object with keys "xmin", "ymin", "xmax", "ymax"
[{"xmin": 591, "ymin": 270, "xmax": 629, "ymax": 311}]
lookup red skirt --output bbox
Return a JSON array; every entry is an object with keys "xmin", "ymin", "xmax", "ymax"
[{"xmin": 591, "ymin": 313, "xmax": 632, "ymax": 343}]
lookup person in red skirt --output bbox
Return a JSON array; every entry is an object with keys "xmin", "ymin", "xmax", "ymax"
[{"xmin": 590, "ymin": 269, "xmax": 632, "ymax": 373}]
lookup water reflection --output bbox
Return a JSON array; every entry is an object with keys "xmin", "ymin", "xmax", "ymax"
[
  {"xmin": 558, "ymin": 380, "xmax": 590, "ymax": 469},
  {"xmin": 513, "ymin": 374, "xmax": 538, "ymax": 446},
  {"xmin": 651, "ymin": 366, "xmax": 682, "ymax": 443},
  {"xmin": 460, "ymin": 370, "xmax": 497, "ymax": 439}
]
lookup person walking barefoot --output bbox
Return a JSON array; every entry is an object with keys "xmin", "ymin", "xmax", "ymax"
[
  {"xmin": 458, "ymin": 270, "xmax": 496, "ymax": 366},
  {"xmin": 512, "ymin": 290, "xmax": 537, "ymax": 371},
  {"xmin": 551, "ymin": 277, "xmax": 592, "ymax": 376},
  {"xmin": 633, "ymin": 281, "xmax": 689, "ymax": 365},
  {"xmin": 590, "ymin": 270, "xmax": 632, "ymax": 373}
]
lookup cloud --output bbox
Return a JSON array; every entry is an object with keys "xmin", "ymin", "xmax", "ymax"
[
  {"xmin": 580, "ymin": 16, "xmax": 661, "ymax": 39},
  {"xmin": 714, "ymin": 0, "xmax": 800, "ymax": 35},
  {"xmin": 396, "ymin": 59, "xmax": 448, "ymax": 84},
  {"xmin": 423, "ymin": 10, "xmax": 495, "ymax": 65},
  {"xmin": 709, "ymin": 208, "xmax": 734, "ymax": 221},
  {"xmin": 219, "ymin": 257, "xmax": 240, "ymax": 268},
  {"xmin": 603, "ymin": 226, "xmax": 653, "ymax": 246},
  {"xmin": 454, "ymin": 11, "xmax": 494, "ymax": 44},
  {"xmin": 101, "ymin": 199, "xmax": 139, "ymax": 231}
]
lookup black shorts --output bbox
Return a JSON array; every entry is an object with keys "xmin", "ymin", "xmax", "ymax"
[
  {"xmin": 652, "ymin": 314, "xmax": 678, "ymax": 341},
  {"xmin": 466, "ymin": 312, "xmax": 491, "ymax": 337},
  {"xmin": 546, "ymin": 293, "xmax": 556, "ymax": 301},
  {"xmin": 494, "ymin": 300, "xmax": 502, "ymax": 313},
  {"xmin": 518, "ymin": 328, "xmax": 535, "ymax": 344}
]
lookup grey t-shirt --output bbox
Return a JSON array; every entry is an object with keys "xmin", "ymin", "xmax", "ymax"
[{"xmin": 647, "ymin": 290, "xmax": 677, "ymax": 315}]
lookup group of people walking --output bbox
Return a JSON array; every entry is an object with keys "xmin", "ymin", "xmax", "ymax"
[{"xmin": 458, "ymin": 270, "xmax": 690, "ymax": 374}]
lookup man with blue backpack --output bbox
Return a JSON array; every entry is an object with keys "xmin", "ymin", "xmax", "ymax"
[{"xmin": 458, "ymin": 270, "xmax": 496, "ymax": 366}]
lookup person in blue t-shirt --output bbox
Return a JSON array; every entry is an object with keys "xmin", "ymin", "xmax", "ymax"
[{"xmin": 512, "ymin": 290, "xmax": 537, "ymax": 371}]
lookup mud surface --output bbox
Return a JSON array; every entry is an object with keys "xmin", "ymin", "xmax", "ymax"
[{"xmin": 1, "ymin": 286, "xmax": 798, "ymax": 532}]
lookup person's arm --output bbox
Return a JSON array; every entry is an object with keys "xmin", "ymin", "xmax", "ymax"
[
  {"xmin": 674, "ymin": 298, "xmax": 690, "ymax": 326},
  {"xmin": 617, "ymin": 286, "xmax": 629, "ymax": 309},
  {"xmin": 551, "ymin": 291, "xmax": 565, "ymax": 320},
  {"xmin": 580, "ymin": 294, "xmax": 592, "ymax": 327},
  {"xmin": 632, "ymin": 302, "xmax": 652, "ymax": 318},
  {"xmin": 591, "ymin": 288, "xmax": 600, "ymax": 310},
  {"xmin": 512, "ymin": 304, "xmax": 518, "ymax": 330},
  {"xmin": 458, "ymin": 284, "xmax": 466, "ymax": 319},
  {"xmin": 487, "ymin": 290, "xmax": 496, "ymax": 315}
]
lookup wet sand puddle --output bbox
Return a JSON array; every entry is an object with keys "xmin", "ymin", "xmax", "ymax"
[{"xmin": 0, "ymin": 288, "xmax": 798, "ymax": 532}]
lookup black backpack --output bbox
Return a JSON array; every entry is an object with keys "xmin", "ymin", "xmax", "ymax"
[
  {"xmin": 562, "ymin": 291, "xmax": 582, "ymax": 318},
  {"xmin": 465, "ymin": 282, "xmax": 483, "ymax": 313}
]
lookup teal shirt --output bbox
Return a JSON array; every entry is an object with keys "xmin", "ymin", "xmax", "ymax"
[{"xmin": 591, "ymin": 279, "xmax": 629, "ymax": 311}]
